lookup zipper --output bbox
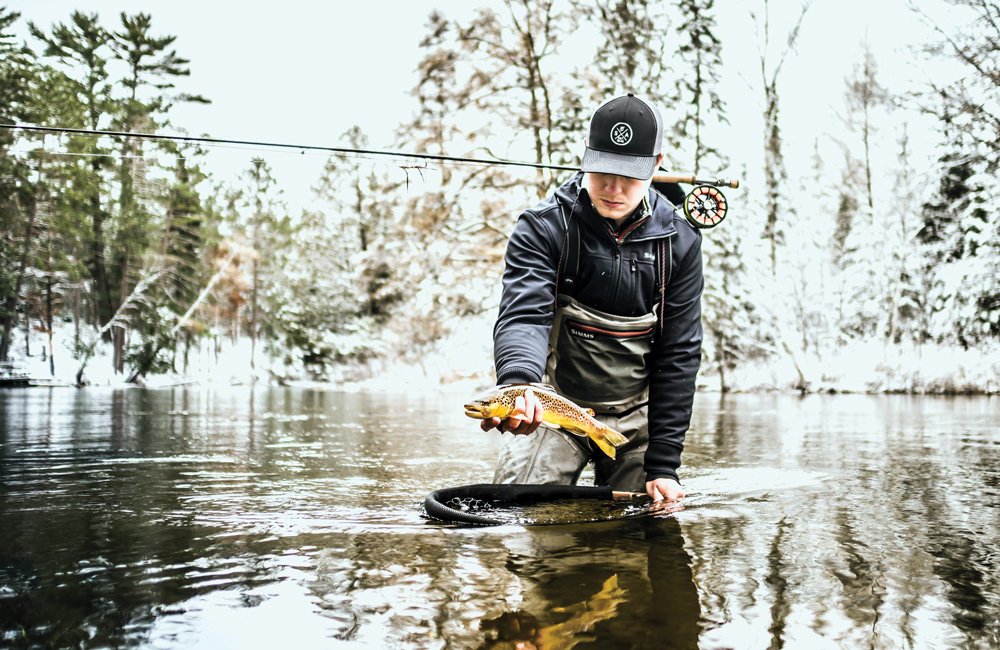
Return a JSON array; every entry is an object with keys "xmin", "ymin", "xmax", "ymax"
[
  {"xmin": 614, "ymin": 216, "xmax": 649, "ymax": 245},
  {"xmin": 611, "ymin": 246, "xmax": 621, "ymax": 305},
  {"xmin": 568, "ymin": 320, "xmax": 654, "ymax": 338}
]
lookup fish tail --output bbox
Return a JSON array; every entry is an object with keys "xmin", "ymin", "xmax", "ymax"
[
  {"xmin": 603, "ymin": 424, "xmax": 629, "ymax": 446},
  {"xmin": 589, "ymin": 423, "xmax": 629, "ymax": 459},
  {"xmin": 591, "ymin": 434, "xmax": 619, "ymax": 459}
]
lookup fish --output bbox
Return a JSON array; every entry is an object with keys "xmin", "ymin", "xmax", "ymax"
[{"xmin": 463, "ymin": 383, "xmax": 630, "ymax": 459}]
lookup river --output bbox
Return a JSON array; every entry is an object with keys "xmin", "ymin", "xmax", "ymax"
[{"xmin": 0, "ymin": 387, "xmax": 997, "ymax": 648}]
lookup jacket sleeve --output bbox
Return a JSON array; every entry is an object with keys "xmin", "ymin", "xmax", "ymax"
[
  {"xmin": 493, "ymin": 211, "xmax": 560, "ymax": 385},
  {"xmin": 644, "ymin": 231, "xmax": 704, "ymax": 483}
]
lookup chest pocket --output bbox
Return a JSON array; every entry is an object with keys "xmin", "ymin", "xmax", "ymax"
[{"xmin": 628, "ymin": 255, "xmax": 658, "ymax": 312}]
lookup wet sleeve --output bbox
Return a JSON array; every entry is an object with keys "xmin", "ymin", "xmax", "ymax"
[
  {"xmin": 493, "ymin": 212, "xmax": 560, "ymax": 385},
  {"xmin": 645, "ymin": 234, "xmax": 704, "ymax": 483}
]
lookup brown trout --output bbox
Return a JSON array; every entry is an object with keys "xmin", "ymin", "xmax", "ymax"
[{"xmin": 463, "ymin": 383, "xmax": 630, "ymax": 459}]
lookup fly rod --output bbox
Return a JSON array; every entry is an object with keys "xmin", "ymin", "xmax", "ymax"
[
  {"xmin": 2, "ymin": 123, "xmax": 739, "ymax": 229},
  {"xmin": 653, "ymin": 172, "xmax": 740, "ymax": 189}
]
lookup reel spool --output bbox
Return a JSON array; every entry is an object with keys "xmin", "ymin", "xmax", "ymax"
[{"xmin": 683, "ymin": 184, "xmax": 728, "ymax": 229}]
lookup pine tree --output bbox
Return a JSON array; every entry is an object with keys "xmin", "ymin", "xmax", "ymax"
[
  {"xmin": 702, "ymin": 223, "xmax": 758, "ymax": 392},
  {"xmin": 125, "ymin": 145, "xmax": 214, "ymax": 381},
  {"xmin": 673, "ymin": 0, "xmax": 727, "ymax": 175},
  {"xmin": 29, "ymin": 12, "xmax": 116, "ymax": 329},
  {"xmin": 914, "ymin": 0, "xmax": 999, "ymax": 345},
  {"xmin": 667, "ymin": 0, "xmax": 750, "ymax": 389},
  {"xmin": 107, "ymin": 11, "xmax": 208, "ymax": 373},
  {"xmin": 0, "ymin": 8, "xmax": 39, "ymax": 362}
]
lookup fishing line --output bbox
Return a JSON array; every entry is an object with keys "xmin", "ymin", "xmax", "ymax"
[
  {"xmin": 14, "ymin": 151, "xmax": 184, "ymax": 162},
  {"xmin": 0, "ymin": 123, "xmax": 580, "ymax": 174}
]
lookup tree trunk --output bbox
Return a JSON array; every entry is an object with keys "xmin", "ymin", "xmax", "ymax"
[
  {"xmin": 0, "ymin": 196, "xmax": 35, "ymax": 361},
  {"xmin": 113, "ymin": 250, "xmax": 130, "ymax": 374},
  {"xmin": 90, "ymin": 158, "xmax": 114, "ymax": 330},
  {"xmin": 250, "ymin": 257, "xmax": 258, "ymax": 376},
  {"xmin": 46, "ymin": 273, "xmax": 54, "ymax": 377},
  {"xmin": 763, "ymin": 90, "xmax": 781, "ymax": 276},
  {"xmin": 74, "ymin": 284, "xmax": 81, "ymax": 353},
  {"xmin": 23, "ymin": 305, "xmax": 30, "ymax": 357},
  {"xmin": 718, "ymin": 343, "xmax": 729, "ymax": 393}
]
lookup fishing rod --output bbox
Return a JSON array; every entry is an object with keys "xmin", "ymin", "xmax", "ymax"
[{"xmin": 1, "ymin": 123, "xmax": 739, "ymax": 229}]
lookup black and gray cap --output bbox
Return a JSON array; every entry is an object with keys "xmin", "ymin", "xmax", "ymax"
[{"xmin": 581, "ymin": 93, "xmax": 663, "ymax": 180}]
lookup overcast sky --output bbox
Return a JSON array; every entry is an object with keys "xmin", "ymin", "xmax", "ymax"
[{"xmin": 10, "ymin": 1, "xmax": 952, "ymax": 214}]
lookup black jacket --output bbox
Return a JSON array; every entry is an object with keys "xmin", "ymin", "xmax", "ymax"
[{"xmin": 493, "ymin": 173, "xmax": 703, "ymax": 482}]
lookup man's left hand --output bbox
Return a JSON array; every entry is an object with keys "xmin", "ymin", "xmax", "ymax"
[{"xmin": 646, "ymin": 477, "xmax": 685, "ymax": 502}]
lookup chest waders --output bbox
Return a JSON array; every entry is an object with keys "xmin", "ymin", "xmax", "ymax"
[{"xmin": 494, "ymin": 200, "xmax": 673, "ymax": 492}]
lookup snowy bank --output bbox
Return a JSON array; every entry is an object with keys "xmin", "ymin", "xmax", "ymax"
[{"xmin": 2, "ymin": 315, "xmax": 997, "ymax": 395}]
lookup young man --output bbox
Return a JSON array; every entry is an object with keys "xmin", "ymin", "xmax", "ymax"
[{"xmin": 482, "ymin": 93, "xmax": 703, "ymax": 503}]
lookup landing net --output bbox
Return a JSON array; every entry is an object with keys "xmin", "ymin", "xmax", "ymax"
[{"xmin": 423, "ymin": 483, "xmax": 651, "ymax": 526}]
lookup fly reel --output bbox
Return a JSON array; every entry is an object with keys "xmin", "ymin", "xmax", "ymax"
[
  {"xmin": 652, "ymin": 172, "xmax": 739, "ymax": 230},
  {"xmin": 683, "ymin": 184, "xmax": 728, "ymax": 229}
]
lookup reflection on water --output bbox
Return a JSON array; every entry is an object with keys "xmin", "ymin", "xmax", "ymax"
[{"xmin": 0, "ymin": 388, "xmax": 997, "ymax": 648}]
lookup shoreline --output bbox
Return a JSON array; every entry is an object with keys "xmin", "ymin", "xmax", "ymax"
[
  {"xmin": 1, "ymin": 373, "xmax": 995, "ymax": 396},
  {"xmin": 3, "ymin": 322, "xmax": 997, "ymax": 396}
]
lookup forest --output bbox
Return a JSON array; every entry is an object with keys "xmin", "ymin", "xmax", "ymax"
[{"xmin": 0, "ymin": 1, "xmax": 997, "ymax": 393}]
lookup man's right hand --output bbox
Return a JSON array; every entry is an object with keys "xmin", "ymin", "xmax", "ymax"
[{"xmin": 479, "ymin": 387, "xmax": 545, "ymax": 436}]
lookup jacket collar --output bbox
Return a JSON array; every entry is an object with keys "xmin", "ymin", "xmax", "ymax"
[{"xmin": 554, "ymin": 172, "xmax": 678, "ymax": 240}]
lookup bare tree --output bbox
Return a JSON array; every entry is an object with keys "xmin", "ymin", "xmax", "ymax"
[
  {"xmin": 844, "ymin": 43, "xmax": 890, "ymax": 217},
  {"xmin": 750, "ymin": 0, "xmax": 811, "ymax": 276},
  {"xmin": 455, "ymin": 0, "xmax": 571, "ymax": 197}
]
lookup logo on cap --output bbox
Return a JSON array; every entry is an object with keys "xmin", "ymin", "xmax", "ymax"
[{"xmin": 610, "ymin": 122, "xmax": 633, "ymax": 146}]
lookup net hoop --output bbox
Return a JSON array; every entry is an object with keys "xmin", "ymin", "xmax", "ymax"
[{"xmin": 423, "ymin": 483, "xmax": 616, "ymax": 526}]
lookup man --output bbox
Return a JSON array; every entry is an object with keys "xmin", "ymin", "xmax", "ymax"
[{"xmin": 483, "ymin": 93, "xmax": 703, "ymax": 503}]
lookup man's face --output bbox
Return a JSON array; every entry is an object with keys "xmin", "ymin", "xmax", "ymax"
[{"xmin": 583, "ymin": 171, "xmax": 653, "ymax": 222}]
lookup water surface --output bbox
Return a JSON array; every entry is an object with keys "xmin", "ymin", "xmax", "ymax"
[{"xmin": 1, "ymin": 387, "xmax": 997, "ymax": 648}]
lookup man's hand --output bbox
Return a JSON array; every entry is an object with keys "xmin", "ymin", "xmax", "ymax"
[
  {"xmin": 646, "ymin": 477, "xmax": 685, "ymax": 502},
  {"xmin": 480, "ymin": 387, "xmax": 545, "ymax": 436}
]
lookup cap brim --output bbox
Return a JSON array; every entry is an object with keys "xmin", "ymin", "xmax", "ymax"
[{"xmin": 581, "ymin": 147, "xmax": 656, "ymax": 180}]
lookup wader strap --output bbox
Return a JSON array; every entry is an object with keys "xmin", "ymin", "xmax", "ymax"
[
  {"xmin": 656, "ymin": 237, "xmax": 673, "ymax": 335},
  {"xmin": 556, "ymin": 200, "xmax": 582, "ymax": 299}
]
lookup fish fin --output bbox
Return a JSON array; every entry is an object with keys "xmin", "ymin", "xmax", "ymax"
[
  {"xmin": 549, "ymin": 420, "xmax": 588, "ymax": 437},
  {"xmin": 528, "ymin": 382, "xmax": 557, "ymax": 392},
  {"xmin": 585, "ymin": 408, "xmax": 596, "ymax": 416}
]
